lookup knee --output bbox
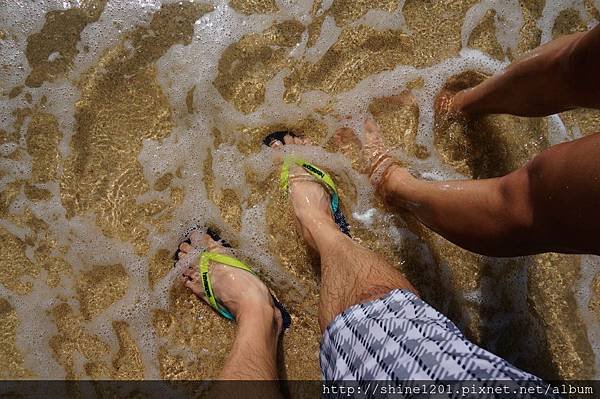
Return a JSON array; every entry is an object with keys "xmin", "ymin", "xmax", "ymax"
[
  {"xmin": 357, "ymin": 285, "xmax": 394, "ymax": 304},
  {"xmin": 519, "ymin": 148, "xmax": 565, "ymax": 230},
  {"xmin": 357, "ymin": 284, "xmax": 419, "ymax": 304},
  {"xmin": 497, "ymin": 167, "xmax": 535, "ymax": 235},
  {"xmin": 561, "ymin": 31, "xmax": 600, "ymax": 107}
]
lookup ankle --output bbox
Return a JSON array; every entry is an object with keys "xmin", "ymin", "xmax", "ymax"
[
  {"xmin": 302, "ymin": 214, "xmax": 338, "ymax": 234},
  {"xmin": 237, "ymin": 305, "xmax": 282, "ymax": 337},
  {"xmin": 236, "ymin": 302, "xmax": 281, "ymax": 331},
  {"xmin": 305, "ymin": 219, "xmax": 350, "ymax": 253},
  {"xmin": 378, "ymin": 164, "xmax": 415, "ymax": 203}
]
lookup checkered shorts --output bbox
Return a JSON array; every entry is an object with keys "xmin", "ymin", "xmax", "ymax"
[{"xmin": 320, "ymin": 289, "xmax": 544, "ymax": 382}]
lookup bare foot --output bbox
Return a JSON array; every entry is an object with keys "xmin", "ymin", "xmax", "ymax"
[
  {"xmin": 267, "ymin": 134, "xmax": 339, "ymax": 250},
  {"xmin": 435, "ymin": 71, "xmax": 487, "ymax": 119},
  {"xmin": 332, "ymin": 126, "xmax": 361, "ymax": 163},
  {"xmin": 178, "ymin": 230, "xmax": 283, "ymax": 331},
  {"xmin": 361, "ymin": 118, "xmax": 414, "ymax": 200},
  {"xmin": 332, "ymin": 127, "xmax": 360, "ymax": 148},
  {"xmin": 436, "ymin": 87, "xmax": 466, "ymax": 117}
]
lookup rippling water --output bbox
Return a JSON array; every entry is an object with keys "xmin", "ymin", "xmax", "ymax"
[{"xmin": 1, "ymin": 0, "xmax": 600, "ymax": 385}]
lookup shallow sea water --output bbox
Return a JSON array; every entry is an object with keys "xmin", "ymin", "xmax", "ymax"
[{"xmin": 1, "ymin": 0, "xmax": 600, "ymax": 390}]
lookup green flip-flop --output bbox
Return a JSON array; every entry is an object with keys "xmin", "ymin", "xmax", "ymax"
[
  {"xmin": 178, "ymin": 228, "xmax": 292, "ymax": 329},
  {"xmin": 264, "ymin": 131, "xmax": 351, "ymax": 237}
]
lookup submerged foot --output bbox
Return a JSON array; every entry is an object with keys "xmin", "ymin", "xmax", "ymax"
[
  {"xmin": 361, "ymin": 118, "xmax": 414, "ymax": 201},
  {"xmin": 267, "ymin": 134, "xmax": 339, "ymax": 250},
  {"xmin": 330, "ymin": 127, "xmax": 363, "ymax": 171},
  {"xmin": 435, "ymin": 72, "xmax": 488, "ymax": 121},
  {"xmin": 178, "ymin": 230, "xmax": 282, "ymax": 331},
  {"xmin": 436, "ymin": 87, "xmax": 466, "ymax": 118}
]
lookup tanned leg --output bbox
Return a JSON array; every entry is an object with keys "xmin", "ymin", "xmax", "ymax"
[
  {"xmin": 364, "ymin": 120, "xmax": 600, "ymax": 257},
  {"xmin": 269, "ymin": 135, "xmax": 418, "ymax": 332},
  {"xmin": 307, "ymin": 220, "xmax": 418, "ymax": 331},
  {"xmin": 449, "ymin": 24, "xmax": 600, "ymax": 117}
]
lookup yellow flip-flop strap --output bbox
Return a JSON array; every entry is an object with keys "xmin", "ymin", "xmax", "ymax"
[
  {"xmin": 199, "ymin": 252, "xmax": 255, "ymax": 320},
  {"xmin": 279, "ymin": 156, "xmax": 340, "ymax": 212}
]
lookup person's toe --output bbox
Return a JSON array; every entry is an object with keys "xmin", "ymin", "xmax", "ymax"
[
  {"xmin": 363, "ymin": 118, "xmax": 386, "ymax": 151},
  {"xmin": 283, "ymin": 134, "xmax": 296, "ymax": 145},
  {"xmin": 333, "ymin": 127, "xmax": 362, "ymax": 153},
  {"xmin": 189, "ymin": 229, "xmax": 203, "ymax": 246},
  {"xmin": 184, "ymin": 278, "xmax": 204, "ymax": 297},
  {"xmin": 267, "ymin": 133, "xmax": 311, "ymax": 148},
  {"xmin": 334, "ymin": 127, "xmax": 352, "ymax": 144},
  {"xmin": 183, "ymin": 266, "xmax": 197, "ymax": 279},
  {"xmin": 364, "ymin": 117, "xmax": 380, "ymax": 134},
  {"xmin": 181, "ymin": 267, "xmax": 204, "ymax": 297},
  {"xmin": 179, "ymin": 242, "xmax": 193, "ymax": 254},
  {"xmin": 270, "ymin": 139, "xmax": 284, "ymax": 149}
]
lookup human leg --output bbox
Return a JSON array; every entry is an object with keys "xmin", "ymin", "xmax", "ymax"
[
  {"xmin": 446, "ymin": 25, "xmax": 600, "ymax": 117},
  {"xmin": 268, "ymin": 134, "xmax": 418, "ymax": 332},
  {"xmin": 177, "ymin": 231, "xmax": 283, "ymax": 393},
  {"xmin": 269, "ymin": 135, "xmax": 549, "ymax": 385},
  {"xmin": 364, "ymin": 119, "xmax": 600, "ymax": 256}
]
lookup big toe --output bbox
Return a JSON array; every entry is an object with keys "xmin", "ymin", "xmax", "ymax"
[
  {"xmin": 334, "ymin": 127, "xmax": 358, "ymax": 145},
  {"xmin": 361, "ymin": 119, "xmax": 386, "ymax": 161},
  {"xmin": 364, "ymin": 117, "xmax": 381, "ymax": 136},
  {"xmin": 189, "ymin": 229, "xmax": 204, "ymax": 246},
  {"xmin": 200, "ymin": 232, "xmax": 227, "ymax": 253}
]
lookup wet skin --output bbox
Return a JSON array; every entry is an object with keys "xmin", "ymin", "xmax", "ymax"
[{"xmin": 373, "ymin": 25, "xmax": 600, "ymax": 257}]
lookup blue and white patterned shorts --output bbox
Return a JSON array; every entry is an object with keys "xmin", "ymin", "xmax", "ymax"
[{"xmin": 320, "ymin": 289, "xmax": 544, "ymax": 382}]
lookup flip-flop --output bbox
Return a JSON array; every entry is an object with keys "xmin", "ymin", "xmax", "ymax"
[
  {"xmin": 263, "ymin": 131, "xmax": 351, "ymax": 237},
  {"xmin": 176, "ymin": 228, "xmax": 292, "ymax": 330}
]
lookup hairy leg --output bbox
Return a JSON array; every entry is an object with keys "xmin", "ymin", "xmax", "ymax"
[
  {"xmin": 217, "ymin": 306, "xmax": 281, "ymax": 380},
  {"xmin": 365, "ymin": 119, "xmax": 600, "ymax": 257},
  {"xmin": 209, "ymin": 307, "xmax": 282, "ymax": 398},
  {"xmin": 268, "ymin": 134, "xmax": 418, "ymax": 332},
  {"xmin": 450, "ymin": 25, "xmax": 600, "ymax": 117},
  {"xmin": 306, "ymin": 218, "xmax": 418, "ymax": 331}
]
